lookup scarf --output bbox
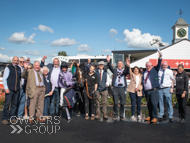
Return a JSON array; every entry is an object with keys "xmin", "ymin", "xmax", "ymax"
[{"xmin": 117, "ymin": 68, "xmax": 124, "ymax": 85}]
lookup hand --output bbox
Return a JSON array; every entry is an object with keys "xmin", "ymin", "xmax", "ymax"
[
  {"xmin": 107, "ymin": 55, "xmax": 111, "ymax": 62},
  {"xmin": 92, "ymin": 90, "xmax": 96, "ymax": 93},
  {"xmin": 159, "ymin": 52, "xmax": 162, "ymax": 59},
  {"xmin": 126, "ymin": 57, "xmax": 130, "ymax": 66},
  {"xmin": 85, "ymin": 79, "xmax": 87, "ymax": 82},
  {"xmin": 170, "ymin": 88, "xmax": 173, "ymax": 94},
  {"xmin": 135, "ymin": 88, "xmax": 139, "ymax": 92},
  {"xmin": 182, "ymin": 93, "xmax": 186, "ymax": 98},
  {"xmin": 49, "ymin": 91, "xmax": 53, "ymax": 96},
  {"xmin": 42, "ymin": 56, "xmax": 47, "ymax": 62},
  {"xmin": 5, "ymin": 89, "xmax": 10, "ymax": 94},
  {"xmin": 24, "ymin": 62, "xmax": 28, "ymax": 69}
]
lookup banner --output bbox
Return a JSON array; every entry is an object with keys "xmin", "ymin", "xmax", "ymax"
[{"xmin": 149, "ymin": 59, "xmax": 190, "ymax": 69}]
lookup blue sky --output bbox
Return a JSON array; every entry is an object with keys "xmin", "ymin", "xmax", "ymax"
[{"xmin": 0, "ymin": 0, "xmax": 190, "ymax": 63}]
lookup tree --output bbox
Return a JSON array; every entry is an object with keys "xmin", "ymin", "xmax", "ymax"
[{"xmin": 58, "ymin": 51, "xmax": 68, "ymax": 56}]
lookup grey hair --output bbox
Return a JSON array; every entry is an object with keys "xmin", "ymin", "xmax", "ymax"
[
  {"xmin": 42, "ymin": 66, "xmax": 49, "ymax": 73},
  {"xmin": 33, "ymin": 61, "xmax": 40, "ymax": 66},
  {"xmin": 145, "ymin": 61, "xmax": 153, "ymax": 66},
  {"xmin": 19, "ymin": 57, "xmax": 25, "ymax": 61}
]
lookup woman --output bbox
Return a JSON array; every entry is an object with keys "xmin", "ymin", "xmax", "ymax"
[
  {"xmin": 127, "ymin": 66, "xmax": 143, "ymax": 122},
  {"xmin": 75, "ymin": 63, "xmax": 85, "ymax": 116},
  {"xmin": 84, "ymin": 65, "xmax": 98, "ymax": 120},
  {"xmin": 176, "ymin": 64, "xmax": 189, "ymax": 123},
  {"xmin": 43, "ymin": 66, "xmax": 53, "ymax": 120}
]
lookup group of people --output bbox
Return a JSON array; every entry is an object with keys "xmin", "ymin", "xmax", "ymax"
[{"xmin": 1, "ymin": 52, "xmax": 189, "ymax": 125}]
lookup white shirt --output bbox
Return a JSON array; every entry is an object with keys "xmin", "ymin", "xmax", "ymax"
[
  {"xmin": 158, "ymin": 68, "xmax": 174, "ymax": 88},
  {"xmin": 143, "ymin": 71, "xmax": 152, "ymax": 91},
  {"xmin": 99, "ymin": 69, "xmax": 110, "ymax": 87},
  {"xmin": 136, "ymin": 75, "xmax": 140, "ymax": 88},
  {"xmin": 51, "ymin": 67, "xmax": 60, "ymax": 91}
]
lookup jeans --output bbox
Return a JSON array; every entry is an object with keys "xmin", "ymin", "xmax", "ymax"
[
  {"xmin": 176, "ymin": 93, "xmax": 188, "ymax": 119},
  {"xmin": 43, "ymin": 96, "xmax": 51, "ymax": 116},
  {"xmin": 50, "ymin": 88, "xmax": 60, "ymax": 115},
  {"xmin": 158, "ymin": 87, "xmax": 173, "ymax": 119},
  {"xmin": 129, "ymin": 92, "xmax": 142, "ymax": 116},
  {"xmin": 145, "ymin": 89, "xmax": 159, "ymax": 119},
  {"xmin": 2, "ymin": 90, "xmax": 20, "ymax": 120},
  {"xmin": 17, "ymin": 86, "xmax": 26, "ymax": 118},
  {"xmin": 112, "ymin": 87, "xmax": 126, "ymax": 118}
]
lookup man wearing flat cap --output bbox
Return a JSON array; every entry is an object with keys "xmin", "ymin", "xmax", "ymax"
[{"xmin": 95, "ymin": 61, "xmax": 110, "ymax": 120}]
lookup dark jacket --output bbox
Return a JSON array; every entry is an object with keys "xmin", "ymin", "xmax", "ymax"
[
  {"xmin": 40, "ymin": 61, "xmax": 61, "ymax": 79},
  {"xmin": 43, "ymin": 75, "xmax": 52, "ymax": 94},
  {"xmin": 176, "ymin": 70, "xmax": 189, "ymax": 95},
  {"xmin": 95, "ymin": 69, "xmax": 107, "ymax": 92},
  {"xmin": 7, "ymin": 64, "xmax": 21, "ymax": 91},
  {"xmin": 107, "ymin": 62, "xmax": 129, "ymax": 88},
  {"xmin": 142, "ymin": 58, "xmax": 162, "ymax": 92}
]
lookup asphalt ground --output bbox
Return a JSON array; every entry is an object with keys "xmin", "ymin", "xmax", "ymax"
[{"xmin": 0, "ymin": 107, "xmax": 190, "ymax": 143}]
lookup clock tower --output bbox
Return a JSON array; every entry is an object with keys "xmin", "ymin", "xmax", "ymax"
[{"xmin": 172, "ymin": 18, "xmax": 190, "ymax": 44}]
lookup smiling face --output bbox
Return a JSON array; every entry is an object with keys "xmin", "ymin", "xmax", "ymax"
[
  {"xmin": 19, "ymin": 58, "xmax": 25, "ymax": 67},
  {"xmin": 62, "ymin": 67, "xmax": 67, "ymax": 73},
  {"xmin": 146, "ymin": 62, "xmax": 153, "ymax": 72},
  {"xmin": 89, "ymin": 66, "xmax": 95, "ymax": 74},
  {"xmin": 162, "ymin": 61, "xmax": 168, "ymax": 70},
  {"xmin": 12, "ymin": 56, "xmax": 19, "ymax": 66},
  {"xmin": 117, "ymin": 61, "xmax": 123, "ymax": 70},
  {"xmin": 34, "ymin": 61, "xmax": 40, "ymax": 72},
  {"xmin": 53, "ymin": 58, "xmax": 60, "ymax": 68},
  {"xmin": 178, "ymin": 66, "xmax": 184, "ymax": 73},
  {"xmin": 43, "ymin": 68, "xmax": 49, "ymax": 75},
  {"xmin": 99, "ymin": 64, "xmax": 104, "ymax": 70},
  {"xmin": 134, "ymin": 67, "xmax": 139, "ymax": 75}
]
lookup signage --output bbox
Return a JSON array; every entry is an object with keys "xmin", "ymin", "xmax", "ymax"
[
  {"xmin": 149, "ymin": 59, "xmax": 190, "ymax": 69},
  {"xmin": 52, "ymin": 56, "xmax": 69, "ymax": 62}
]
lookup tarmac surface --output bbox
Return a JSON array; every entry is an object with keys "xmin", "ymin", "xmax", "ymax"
[{"xmin": 0, "ymin": 106, "xmax": 190, "ymax": 143}]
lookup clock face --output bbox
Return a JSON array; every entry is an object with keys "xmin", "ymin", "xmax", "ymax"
[{"xmin": 177, "ymin": 28, "xmax": 187, "ymax": 38}]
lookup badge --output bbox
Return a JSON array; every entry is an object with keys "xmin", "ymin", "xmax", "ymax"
[
  {"xmin": 92, "ymin": 76, "xmax": 95, "ymax": 79},
  {"xmin": 47, "ymin": 79, "xmax": 49, "ymax": 82}
]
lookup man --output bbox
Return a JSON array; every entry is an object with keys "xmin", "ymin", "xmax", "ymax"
[
  {"xmin": 2, "ymin": 56, "xmax": 21, "ymax": 124},
  {"xmin": 22, "ymin": 61, "xmax": 46, "ymax": 124},
  {"xmin": 95, "ymin": 61, "xmax": 110, "ymax": 120},
  {"xmin": 85, "ymin": 58, "xmax": 92, "ymax": 73},
  {"xmin": 40, "ymin": 56, "xmax": 61, "ymax": 116},
  {"xmin": 27, "ymin": 57, "xmax": 33, "ymax": 66},
  {"xmin": 107, "ymin": 55, "xmax": 129, "ymax": 121},
  {"xmin": 17, "ymin": 57, "xmax": 28, "ymax": 119},
  {"xmin": 143, "ymin": 53, "xmax": 162, "ymax": 123},
  {"xmin": 158, "ymin": 61, "xmax": 174, "ymax": 122}
]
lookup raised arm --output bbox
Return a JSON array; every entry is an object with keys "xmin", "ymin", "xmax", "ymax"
[
  {"xmin": 22, "ymin": 62, "xmax": 29, "ymax": 79},
  {"xmin": 155, "ymin": 53, "xmax": 162, "ymax": 71},
  {"xmin": 123, "ymin": 57, "xmax": 130, "ymax": 76},
  {"xmin": 40, "ymin": 55, "xmax": 47, "ymax": 68},
  {"xmin": 107, "ymin": 55, "xmax": 114, "ymax": 73}
]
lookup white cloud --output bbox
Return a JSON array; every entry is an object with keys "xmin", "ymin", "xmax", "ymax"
[
  {"xmin": 8, "ymin": 32, "xmax": 36, "ymax": 44},
  {"xmin": 34, "ymin": 25, "xmax": 54, "ymax": 33},
  {"xmin": 25, "ymin": 50, "xmax": 40, "ymax": 55},
  {"xmin": 41, "ymin": 40, "xmax": 49, "ymax": 44},
  {"xmin": 51, "ymin": 38, "xmax": 78, "ymax": 46},
  {"xmin": 115, "ymin": 38, "xmax": 123, "ymax": 43},
  {"xmin": 101, "ymin": 49, "xmax": 111, "ymax": 53},
  {"xmin": 77, "ymin": 44, "xmax": 91, "ymax": 52},
  {"xmin": 0, "ymin": 47, "xmax": 6, "ymax": 50},
  {"xmin": 0, "ymin": 54, "xmax": 12, "ymax": 62},
  {"xmin": 123, "ymin": 28, "xmax": 169, "ymax": 48},
  {"xmin": 109, "ymin": 28, "xmax": 118, "ymax": 38}
]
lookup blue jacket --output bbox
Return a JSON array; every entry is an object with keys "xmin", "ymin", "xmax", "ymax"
[
  {"xmin": 40, "ymin": 61, "xmax": 61, "ymax": 79},
  {"xmin": 142, "ymin": 58, "xmax": 162, "ymax": 92},
  {"xmin": 107, "ymin": 62, "xmax": 129, "ymax": 88}
]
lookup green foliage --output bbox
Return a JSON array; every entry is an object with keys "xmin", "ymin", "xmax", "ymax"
[{"xmin": 58, "ymin": 51, "xmax": 68, "ymax": 56}]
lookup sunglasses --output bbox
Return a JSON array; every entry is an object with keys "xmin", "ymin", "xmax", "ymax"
[{"xmin": 20, "ymin": 61, "xmax": 24, "ymax": 63}]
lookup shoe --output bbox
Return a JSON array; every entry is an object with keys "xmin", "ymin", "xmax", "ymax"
[
  {"xmin": 77, "ymin": 112, "xmax": 81, "ymax": 117},
  {"xmin": 95, "ymin": 113, "xmax": 100, "ymax": 120},
  {"xmin": 67, "ymin": 119, "xmax": 72, "ymax": 123},
  {"xmin": 2, "ymin": 120, "xmax": 9, "ymax": 125},
  {"xmin": 169, "ymin": 118, "xmax": 173, "ymax": 122},
  {"xmin": 36, "ymin": 117, "xmax": 45, "ymax": 123},
  {"xmin": 180, "ymin": 119, "xmax": 186, "ymax": 123},
  {"xmin": 176, "ymin": 119, "xmax": 182, "ymax": 123},
  {"xmin": 103, "ymin": 113, "xmax": 108, "ymax": 120},
  {"xmin": 29, "ymin": 119, "xmax": 34, "ymax": 124},
  {"xmin": 112, "ymin": 116, "xmax": 118, "ymax": 121},
  {"xmin": 144, "ymin": 116, "xmax": 151, "ymax": 121},
  {"xmin": 23, "ymin": 116, "xmax": 29, "ymax": 120},
  {"xmin": 151, "ymin": 118, "xmax": 158, "ymax": 123},
  {"xmin": 120, "ymin": 117, "xmax": 125, "ymax": 121},
  {"xmin": 131, "ymin": 115, "xmax": 136, "ymax": 122},
  {"xmin": 158, "ymin": 117, "xmax": 163, "ymax": 121},
  {"xmin": 85, "ymin": 115, "xmax": 89, "ymax": 120},
  {"xmin": 11, "ymin": 119, "xmax": 17, "ymax": 123},
  {"xmin": 91, "ymin": 116, "xmax": 95, "ymax": 120},
  {"xmin": 137, "ymin": 115, "xmax": 141, "ymax": 122}
]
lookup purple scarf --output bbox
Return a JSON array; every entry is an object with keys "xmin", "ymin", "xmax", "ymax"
[{"xmin": 117, "ymin": 68, "xmax": 124, "ymax": 85}]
